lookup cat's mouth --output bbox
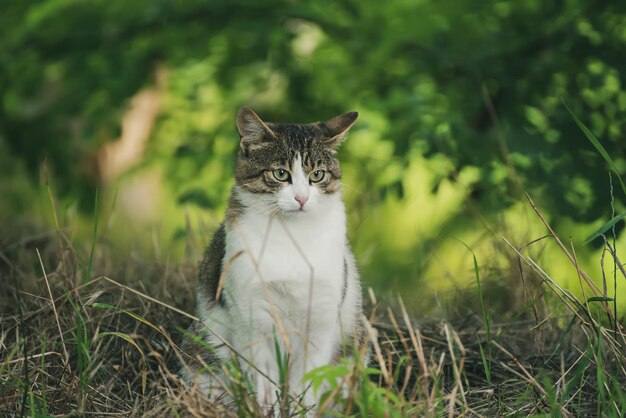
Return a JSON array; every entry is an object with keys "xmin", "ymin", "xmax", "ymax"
[{"xmin": 283, "ymin": 206, "xmax": 308, "ymax": 215}]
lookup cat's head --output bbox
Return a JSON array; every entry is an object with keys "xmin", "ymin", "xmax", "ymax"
[{"xmin": 233, "ymin": 107, "xmax": 357, "ymax": 216}]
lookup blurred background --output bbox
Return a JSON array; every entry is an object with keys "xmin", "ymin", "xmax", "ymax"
[{"xmin": 2, "ymin": 0, "xmax": 625, "ymax": 314}]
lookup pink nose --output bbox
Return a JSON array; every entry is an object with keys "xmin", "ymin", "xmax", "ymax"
[{"xmin": 295, "ymin": 195, "xmax": 309, "ymax": 208}]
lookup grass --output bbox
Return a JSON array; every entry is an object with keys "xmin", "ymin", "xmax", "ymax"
[{"xmin": 1, "ymin": 196, "xmax": 625, "ymax": 417}]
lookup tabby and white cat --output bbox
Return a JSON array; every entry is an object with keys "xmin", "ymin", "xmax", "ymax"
[{"xmin": 180, "ymin": 107, "xmax": 367, "ymax": 413}]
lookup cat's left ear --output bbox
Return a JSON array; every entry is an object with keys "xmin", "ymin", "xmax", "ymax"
[{"xmin": 321, "ymin": 111, "xmax": 358, "ymax": 150}]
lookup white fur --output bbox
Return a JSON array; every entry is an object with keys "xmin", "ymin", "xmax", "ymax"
[{"xmin": 192, "ymin": 156, "xmax": 362, "ymax": 412}]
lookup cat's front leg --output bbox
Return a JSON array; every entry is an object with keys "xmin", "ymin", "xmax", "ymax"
[
  {"xmin": 235, "ymin": 315, "xmax": 286, "ymax": 413},
  {"xmin": 290, "ymin": 323, "xmax": 341, "ymax": 411},
  {"xmin": 247, "ymin": 343, "xmax": 282, "ymax": 416}
]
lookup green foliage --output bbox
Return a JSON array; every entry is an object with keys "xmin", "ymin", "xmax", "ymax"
[
  {"xmin": 304, "ymin": 357, "xmax": 408, "ymax": 417},
  {"xmin": 2, "ymin": 0, "xmax": 626, "ymax": 303}
]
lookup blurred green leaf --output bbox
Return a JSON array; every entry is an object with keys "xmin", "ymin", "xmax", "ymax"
[{"xmin": 178, "ymin": 188, "xmax": 214, "ymax": 209}]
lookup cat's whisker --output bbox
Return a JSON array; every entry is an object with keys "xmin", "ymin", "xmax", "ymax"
[{"xmin": 262, "ymin": 203, "xmax": 282, "ymax": 217}]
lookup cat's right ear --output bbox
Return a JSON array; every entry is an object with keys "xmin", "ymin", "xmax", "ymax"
[
  {"xmin": 236, "ymin": 107, "xmax": 277, "ymax": 154},
  {"xmin": 321, "ymin": 111, "xmax": 358, "ymax": 150}
]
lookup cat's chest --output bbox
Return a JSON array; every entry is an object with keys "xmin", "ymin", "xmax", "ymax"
[{"xmin": 225, "ymin": 209, "xmax": 346, "ymax": 288}]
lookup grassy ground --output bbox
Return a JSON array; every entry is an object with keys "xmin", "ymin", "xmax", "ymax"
[{"xmin": 1, "ymin": 201, "xmax": 625, "ymax": 417}]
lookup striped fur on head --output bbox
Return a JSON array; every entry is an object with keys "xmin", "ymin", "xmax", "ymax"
[{"xmin": 234, "ymin": 107, "xmax": 357, "ymax": 196}]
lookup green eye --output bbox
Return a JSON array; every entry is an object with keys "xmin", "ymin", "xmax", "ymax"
[
  {"xmin": 272, "ymin": 168, "xmax": 290, "ymax": 181},
  {"xmin": 309, "ymin": 170, "xmax": 325, "ymax": 183}
]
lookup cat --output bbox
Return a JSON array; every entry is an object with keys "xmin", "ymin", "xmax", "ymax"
[{"xmin": 180, "ymin": 107, "xmax": 367, "ymax": 414}]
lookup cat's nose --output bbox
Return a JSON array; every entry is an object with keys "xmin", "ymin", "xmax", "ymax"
[{"xmin": 294, "ymin": 194, "xmax": 309, "ymax": 208}]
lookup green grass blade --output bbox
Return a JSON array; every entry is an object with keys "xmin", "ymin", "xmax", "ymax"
[
  {"xmin": 476, "ymin": 332, "xmax": 491, "ymax": 385},
  {"xmin": 563, "ymin": 99, "xmax": 626, "ymax": 197},
  {"xmin": 40, "ymin": 335, "xmax": 48, "ymax": 416},
  {"xmin": 457, "ymin": 240, "xmax": 490, "ymax": 334},
  {"xmin": 586, "ymin": 296, "xmax": 614, "ymax": 303},
  {"xmin": 548, "ymin": 313, "xmax": 578, "ymax": 362},
  {"xmin": 595, "ymin": 328, "xmax": 605, "ymax": 418},
  {"xmin": 91, "ymin": 302, "xmax": 162, "ymax": 334},
  {"xmin": 583, "ymin": 211, "xmax": 626, "ymax": 244},
  {"xmin": 96, "ymin": 331, "xmax": 145, "ymax": 357},
  {"xmin": 28, "ymin": 391, "xmax": 36, "ymax": 416},
  {"xmin": 458, "ymin": 239, "xmax": 492, "ymax": 385},
  {"xmin": 85, "ymin": 188, "xmax": 100, "ymax": 284},
  {"xmin": 96, "ymin": 331, "xmax": 147, "ymax": 394}
]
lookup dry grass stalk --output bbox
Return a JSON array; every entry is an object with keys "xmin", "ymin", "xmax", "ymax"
[{"xmin": 2, "ymin": 193, "xmax": 625, "ymax": 416}]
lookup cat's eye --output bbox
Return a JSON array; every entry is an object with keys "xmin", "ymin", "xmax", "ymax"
[
  {"xmin": 272, "ymin": 168, "xmax": 290, "ymax": 182},
  {"xmin": 309, "ymin": 170, "xmax": 325, "ymax": 183}
]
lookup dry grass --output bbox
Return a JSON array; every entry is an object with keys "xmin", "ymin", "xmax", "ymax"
[{"xmin": 1, "ymin": 199, "xmax": 625, "ymax": 417}]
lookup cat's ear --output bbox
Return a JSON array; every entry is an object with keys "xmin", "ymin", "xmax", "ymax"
[
  {"xmin": 236, "ymin": 107, "xmax": 277, "ymax": 152},
  {"xmin": 321, "ymin": 111, "xmax": 358, "ymax": 149}
]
